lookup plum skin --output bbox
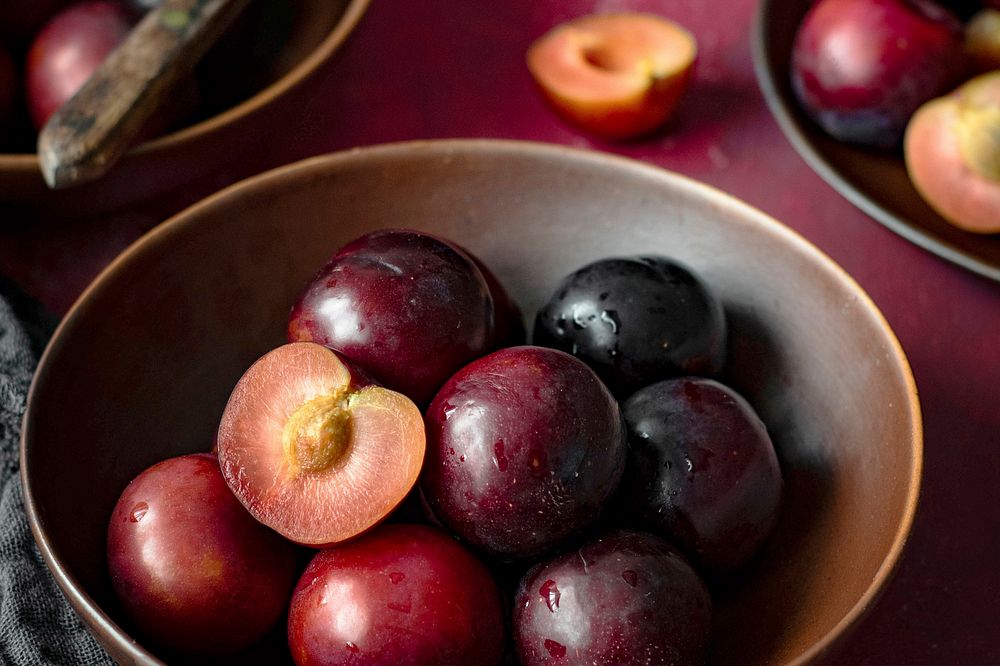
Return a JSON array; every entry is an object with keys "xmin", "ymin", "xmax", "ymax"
[
  {"xmin": 287, "ymin": 523, "xmax": 505, "ymax": 666},
  {"xmin": 288, "ymin": 229, "xmax": 495, "ymax": 405},
  {"xmin": 790, "ymin": 0, "xmax": 967, "ymax": 148},
  {"xmin": 106, "ymin": 453, "xmax": 300, "ymax": 655},
  {"xmin": 422, "ymin": 345, "xmax": 626, "ymax": 560},
  {"xmin": 513, "ymin": 529, "xmax": 712, "ymax": 666},
  {"xmin": 25, "ymin": 0, "xmax": 133, "ymax": 129},
  {"xmin": 533, "ymin": 255, "xmax": 727, "ymax": 396},
  {"xmin": 616, "ymin": 377, "xmax": 783, "ymax": 574}
]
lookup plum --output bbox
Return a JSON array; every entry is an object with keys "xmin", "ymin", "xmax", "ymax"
[
  {"xmin": 216, "ymin": 342, "xmax": 425, "ymax": 547},
  {"xmin": 422, "ymin": 345, "xmax": 626, "ymax": 560},
  {"xmin": 25, "ymin": 0, "xmax": 132, "ymax": 129},
  {"xmin": 513, "ymin": 529, "xmax": 712, "ymax": 666},
  {"xmin": 616, "ymin": 378, "xmax": 783, "ymax": 574},
  {"xmin": 791, "ymin": 0, "xmax": 967, "ymax": 149},
  {"xmin": 287, "ymin": 523, "xmax": 505, "ymax": 666},
  {"xmin": 533, "ymin": 255, "xmax": 726, "ymax": 396},
  {"xmin": 288, "ymin": 229, "xmax": 496, "ymax": 405},
  {"xmin": 106, "ymin": 453, "xmax": 299, "ymax": 655}
]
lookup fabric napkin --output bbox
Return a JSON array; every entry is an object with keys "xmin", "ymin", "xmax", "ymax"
[{"xmin": 0, "ymin": 279, "xmax": 113, "ymax": 665}]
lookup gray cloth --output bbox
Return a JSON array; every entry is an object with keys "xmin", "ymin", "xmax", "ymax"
[{"xmin": 0, "ymin": 286, "xmax": 113, "ymax": 665}]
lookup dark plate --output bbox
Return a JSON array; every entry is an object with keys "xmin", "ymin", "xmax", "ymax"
[{"xmin": 752, "ymin": 0, "xmax": 1000, "ymax": 283}]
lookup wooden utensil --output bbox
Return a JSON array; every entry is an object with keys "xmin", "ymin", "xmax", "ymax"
[{"xmin": 38, "ymin": 0, "xmax": 250, "ymax": 189}]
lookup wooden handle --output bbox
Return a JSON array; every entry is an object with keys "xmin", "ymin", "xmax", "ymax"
[{"xmin": 38, "ymin": 0, "xmax": 250, "ymax": 189}]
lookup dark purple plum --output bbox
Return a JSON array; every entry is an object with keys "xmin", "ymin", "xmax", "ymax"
[
  {"xmin": 422, "ymin": 346, "xmax": 626, "ymax": 560},
  {"xmin": 533, "ymin": 255, "xmax": 726, "ymax": 396},
  {"xmin": 107, "ymin": 453, "xmax": 300, "ymax": 655},
  {"xmin": 791, "ymin": 0, "xmax": 967, "ymax": 149},
  {"xmin": 617, "ymin": 377, "xmax": 783, "ymax": 574},
  {"xmin": 513, "ymin": 529, "xmax": 712, "ymax": 666},
  {"xmin": 288, "ymin": 229, "xmax": 495, "ymax": 405},
  {"xmin": 287, "ymin": 524, "xmax": 505, "ymax": 666}
]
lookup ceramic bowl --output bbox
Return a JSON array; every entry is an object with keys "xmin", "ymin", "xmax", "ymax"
[
  {"xmin": 0, "ymin": 0, "xmax": 369, "ymax": 214},
  {"xmin": 21, "ymin": 139, "xmax": 922, "ymax": 664}
]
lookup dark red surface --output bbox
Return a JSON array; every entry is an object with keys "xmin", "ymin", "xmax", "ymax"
[{"xmin": 1, "ymin": 0, "xmax": 998, "ymax": 662}]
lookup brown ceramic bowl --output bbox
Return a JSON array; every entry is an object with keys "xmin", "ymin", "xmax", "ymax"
[
  {"xmin": 0, "ymin": 0, "xmax": 368, "ymax": 214},
  {"xmin": 21, "ymin": 140, "xmax": 921, "ymax": 664},
  {"xmin": 753, "ymin": 0, "xmax": 1000, "ymax": 283}
]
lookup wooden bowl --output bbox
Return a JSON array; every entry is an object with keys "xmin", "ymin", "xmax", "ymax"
[
  {"xmin": 753, "ymin": 0, "xmax": 1000, "ymax": 283},
  {"xmin": 0, "ymin": 0, "xmax": 369, "ymax": 214},
  {"xmin": 21, "ymin": 139, "xmax": 922, "ymax": 664}
]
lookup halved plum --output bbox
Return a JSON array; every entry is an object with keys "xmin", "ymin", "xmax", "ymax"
[{"xmin": 216, "ymin": 342, "xmax": 425, "ymax": 547}]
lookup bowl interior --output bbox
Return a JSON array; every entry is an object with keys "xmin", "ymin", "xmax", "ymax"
[
  {"xmin": 753, "ymin": 0, "xmax": 1000, "ymax": 283},
  {"xmin": 22, "ymin": 140, "xmax": 921, "ymax": 665}
]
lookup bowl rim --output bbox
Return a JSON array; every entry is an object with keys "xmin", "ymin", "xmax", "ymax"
[
  {"xmin": 0, "ymin": 0, "xmax": 371, "ymax": 171},
  {"xmin": 20, "ymin": 138, "xmax": 923, "ymax": 665},
  {"xmin": 750, "ymin": 0, "xmax": 1000, "ymax": 284}
]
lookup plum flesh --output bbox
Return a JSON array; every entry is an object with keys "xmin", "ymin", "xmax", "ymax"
[
  {"xmin": 616, "ymin": 377, "xmax": 783, "ymax": 574},
  {"xmin": 287, "ymin": 523, "xmax": 505, "ymax": 666},
  {"xmin": 513, "ymin": 529, "xmax": 712, "ymax": 666},
  {"xmin": 106, "ymin": 453, "xmax": 299, "ymax": 656},
  {"xmin": 217, "ymin": 342, "xmax": 425, "ymax": 547},
  {"xmin": 422, "ymin": 345, "xmax": 626, "ymax": 560}
]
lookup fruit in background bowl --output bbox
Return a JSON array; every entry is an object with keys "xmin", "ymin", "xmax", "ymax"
[
  {"xmin": 287, "ymin": 524, "xmax": 505, "ymax": 666},
  {"xmin": 533, "ymin": 255, "xmax": 726, "ymax": 397},
  {"xmin": 216, "ymin": 342, "xmax": 425, "ymax": 547},
  {"xmin": 513, "ymin": 529, "xmax": 712, "ymax": 665},
  {"xmin": 616, "ymin": 378, "xmax": 783, "ymax": 575},
  {"xmin": 904, "ymin": 70, "xmax": 1000, "ymax": 233},
  {"xmin": 791, "ymin": 0, "xmax": 967, "ymax": 149},
  {"xmin": 0, "ymin": 0, "xmax": 70, "ymax": 42},
  {"xmin": 288, "ymin": 229, "xmax": 497, "ymax": 406},
  {"xmin": 24, "ymin": 0, "xmax": 132, "ymax": 130},
  {"xmin": 422, "ymin": 345, "xmax": 626, "ymax": 560},
  {"xmin": 106, "ymin": 453, "xmax": 300, "ymax": 655},
  {"xmin": 527, "ymin": 13, "xmax": 696, "ymax": 140}
]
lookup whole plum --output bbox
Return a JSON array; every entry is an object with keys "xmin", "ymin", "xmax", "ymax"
[
  {"xmin": 513, "ymin": 529, "xmax": 712, "ymax": 666},
  {"xmin": 616, "ymin": 377, "xmax": 783, "ymax": 574},
  {"xmin": 106, "ymin": 453, "xmax": 300, "ymax": 655},
  {"xmin": 422, "ymin": 346, "xmax": 626, "ymax": 560},
  {"xmin": 287, "ymin": 524, "xmax": 505, "ymax": 666},
  {"xmin": 534, "ymin": 255, "xmax": 726, "ymax": 396},
  {"xmin": 288, "ymin": 229, "xmax": 496, "ymax": 405},
  {"xmin": 25, "ymin": 0, "xmax": 132, "ymax": 129},
  {"xmin": 791, "ymin": 0, "xmax": 967, "ymax": 148}
]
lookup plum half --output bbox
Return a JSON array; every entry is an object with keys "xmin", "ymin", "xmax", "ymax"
[
  {"xmin": 288, "ymin": 229, "xmax": 497, "ymax": 405},
  {"xmin": 616, "ymin": 377, "xmax": 783, "ymax": 574},
  {"xmin": 106, "ymin": 453, "xmax": 299, "ymax": 655},
  {"xmin": 287, "ymin": 523, "xmax": 505, "ymax": 666},
  {"xmin": 534, "ymin": 255, "xmax": 726, "ymax": 396},
  {"xmin": 513, "ymin": 529, "xmax": 712, "ymax": 666},
  {"xmin": 216, "ymin": 342, "xmax": 425, "ymax": 547},
  {"xmin": 422, "ymin": 345, "xmax": 626, "ymax": 560}
]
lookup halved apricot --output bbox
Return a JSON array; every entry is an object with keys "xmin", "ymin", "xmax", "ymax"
[
  {"xmin": 527, "ymin": 13, "xmax": 697, "ymax": 140},
  {"xmin": 216, "ymin": 342, "xmax": 425, "ymax": 547}
]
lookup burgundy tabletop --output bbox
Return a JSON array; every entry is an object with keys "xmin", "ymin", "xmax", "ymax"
[{"xmin": 2, "ymin": 1, "xmax": 998, "ymax": 663}]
